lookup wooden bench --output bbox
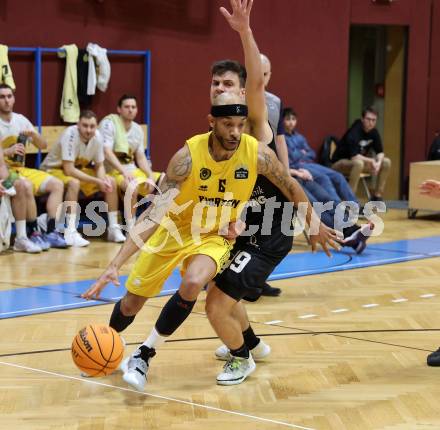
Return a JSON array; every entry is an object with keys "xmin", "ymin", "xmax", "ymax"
[{"xmin": 26, "ymin": 124, "xmax": 149, "ymax": 154}]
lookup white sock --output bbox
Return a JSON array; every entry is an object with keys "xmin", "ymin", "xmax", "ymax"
[
  {"xmin": 142, "ymin": 327, "xmax": 167, "ymax": 350},
  {"xmin": 66, "ymin": 213, "xmax": 77, "ymax": 233},
  {"xmin": 127, "ymin": 217, "xmax": 136, "ymax": 231},
  {"xmin": 360, "ymin": 222, "xmax": 374, "ymax": 236},
  {"xmin": 16, "ymin": 220, "xmax": 27, "ymax": 239},
  {"xmin": 108, "ymin": 211, "xmax": 119, "ymax": 228}
]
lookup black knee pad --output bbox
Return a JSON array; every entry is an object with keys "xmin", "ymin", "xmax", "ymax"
[
  {"xmin": 109, "ymin": 300, "xmax": 136, "ymax": 332},
  {"xmin": 155, "ymin": 292, "xmax": 196, "ymax": 336}
]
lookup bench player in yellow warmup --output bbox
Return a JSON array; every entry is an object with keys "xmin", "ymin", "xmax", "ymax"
[
  {"xmin": 100, "ymin": 94, "xmax": 162, "ymax": 231},
  {"xmin": 40, "ymin": 110, "xmax": 125, "ymax": 247},
  {"xmin": 0, "ymin": 84, "xmax": 67, "ymax": 250}
]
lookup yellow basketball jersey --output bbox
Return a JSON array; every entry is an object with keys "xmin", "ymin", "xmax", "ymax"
[{"xmin": 170, "ymin": 131, "xmax": 258, "ymax": 236}]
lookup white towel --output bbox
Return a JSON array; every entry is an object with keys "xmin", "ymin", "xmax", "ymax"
[
  {"xmin": 86, "ymin": 44, "xmax": 97, "ymax": 95},
  {"xmin": 87, "ymin": 43, "xmax": 111, "ymax": 92},
  {"xmin": 0, "ymin": 195, "xmax": 13, "ymax": 252}
]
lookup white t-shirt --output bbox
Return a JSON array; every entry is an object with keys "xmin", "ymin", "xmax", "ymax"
[
  {"xmin": 99, "ymin": 118, "xmax": 145, "ymax": 171},
  {"xmin": 0, "ymin": 113, "xmax": 35, "ymax": 166},
  {"xmin": 0, "ymin": 112, "xmax": 34, "ymax": 141},
  {"xmin": 40, "ymin": 125, "xmax": 105, "ymax": 170}
]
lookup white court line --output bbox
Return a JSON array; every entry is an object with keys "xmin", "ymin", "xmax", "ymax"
[
  {"xmin": 362, "ymin": 303, "xmax": 379, "ymax": 308},
  {"xmin": 391, "ymin": 298, "xmax": 408, "ymax": 303},
  {"xmin": 420, "ymin": 294, "xmax": 436, "ymax": 299},
  {"xmin": 265, "ymin": 320, "xmax": 283, "ymax": 325},
  {"xmin": 0, "ymin": 360, "xmax": 315, "ymax": 430},
  {"xmin": 298, "ymin": 314, "xmax": 317, "ymax": 319},
  {"xmin": 331, "ymin": 308, "xmax": 349, "ymax": 313}
]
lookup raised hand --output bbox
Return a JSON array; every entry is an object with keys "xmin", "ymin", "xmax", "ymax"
[
  {"xmin": 81, "ymin": 265, "xmax": 120, "ymax": 300},
  {"xmin": 220, "ymin": 0, "xmax": 254, "ymax": 33}
]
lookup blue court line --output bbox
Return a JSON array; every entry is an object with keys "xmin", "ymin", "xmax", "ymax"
[{"xmin": 1, "ymin": 236, "xmax": 440, "ymax": 319}]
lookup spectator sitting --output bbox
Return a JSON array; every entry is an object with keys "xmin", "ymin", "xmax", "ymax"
[
  {"xmin": 331, "ymin": 106, "xmax": 391, "ymax": 201},
  {"xmin": 283, "ymin": 107, "xmax": 359, "ymax": 206}
]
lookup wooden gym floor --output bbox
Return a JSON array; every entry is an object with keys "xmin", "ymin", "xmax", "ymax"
[{"xmin": 1, "ymin": 208, "xmax": 440, "ymax": 429}]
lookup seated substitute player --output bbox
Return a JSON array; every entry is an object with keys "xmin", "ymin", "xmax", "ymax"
[
  {"xmin": 0, "ymin": 83, "xmax": 67, "ymax": 249},
  {"xmin": 40, "ymin": 110, "xmax": 125, "ymax": 246},
  {"xmin": 100, "ymin": 94, "xmax": 162, "ymax": 230},
  {"xmin": 0, "ymin": 145, "xmax": 46, "ymax": 253},
  {"xmin": 82, "ymin": 92, "xmax": 339, "ymax": 392}
]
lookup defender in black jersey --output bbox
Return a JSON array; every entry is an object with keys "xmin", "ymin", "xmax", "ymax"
[
  {"xmin": 206, "ymin": 0, "xmax": 364, "ymax": 386},
  {"xmin": 214, "ymin": 137, "xmax": 293, "ymax": 302}
]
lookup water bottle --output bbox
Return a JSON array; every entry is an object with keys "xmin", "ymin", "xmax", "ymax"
[{"xmin": 13, "ymin": 133, "xmax": 27, "ymax": 164}]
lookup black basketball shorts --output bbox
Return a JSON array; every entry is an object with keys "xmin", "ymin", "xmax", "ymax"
[{"xmin": 214, "ymin": 233, "xmax": 293, "ymax": 302}]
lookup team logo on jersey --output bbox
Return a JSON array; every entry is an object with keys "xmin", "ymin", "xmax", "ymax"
[
  {"xmin": 198, "ymin": 185, "xmax": 208, "ymax": 191},
  {"xmin": 234, "ymin": 167, "xmax": 248, "ymax": 179},
  {"xmin": 200, "ymin": 168, "xmax": 212, "ymax": 180}
]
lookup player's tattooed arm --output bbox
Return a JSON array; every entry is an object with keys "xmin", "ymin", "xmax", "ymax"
[
  {"xmin": 257, "ymin": 143, "xmax": 307, "ymax": 208},
  {"xmin": 257, "ymin": 143, "xmax": 340, "ymax": 256},
  {"xmin": 144, "ymin": 145, "xmax": 192, "ymax": 223},
  {"xmin": 82, "ymin": 145, "xmax": 193, "ymax": 300}
]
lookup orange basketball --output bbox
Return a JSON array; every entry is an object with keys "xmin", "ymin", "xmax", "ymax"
[{"xmin": 71, "ymin": 324, "xmax": 124, "ymax": 377}]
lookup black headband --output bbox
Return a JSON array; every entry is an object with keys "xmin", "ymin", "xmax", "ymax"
[{"xmin": 210, "ymin": 104, "xmax": 248, "ymax": 118}]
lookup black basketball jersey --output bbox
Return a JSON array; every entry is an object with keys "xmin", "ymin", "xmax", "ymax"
[{"xmin": 242, "ymin": 133, "xmax": 294, "ymax": 245}]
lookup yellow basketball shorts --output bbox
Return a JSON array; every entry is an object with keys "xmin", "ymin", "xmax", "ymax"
[
  {"xmin": 108, "ymin": 168, "xmax": 162, "ymax": 197},
  {"xmin": 15, "ymin": 167, "xmax": 53, "ymax": 195},
  {"xmin": 126, "ymin": 226, "xmax": 232, "ymax": 298},
  {"xmin": 46, "ymin": 168, "xmax": 100, "ymax": 197}
]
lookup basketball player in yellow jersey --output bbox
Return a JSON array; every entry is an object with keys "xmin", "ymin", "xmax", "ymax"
[{"xmin": 82, "ymin": 93, "xmax": 338, "ymax": 391}]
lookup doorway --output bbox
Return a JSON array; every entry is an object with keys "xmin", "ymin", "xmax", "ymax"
[{"xmin": 348, "ymin": 25, "xmax": 407, "ymax": 200}]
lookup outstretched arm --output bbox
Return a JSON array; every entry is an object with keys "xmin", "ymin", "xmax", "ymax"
[
  {"xmin": 419, "ymin": 180, "xmax": 440, "ymax": 199},
  {"xmin": 220, "ymin": 0, "xmax": 271, "ymax": 143},
  {"xmin": 82, "ymin": 145, "xmax": 192, "ymax": 299},
  {"xmin": 257, "ymin": 142, "xmax": 340, "ymax": 256}
]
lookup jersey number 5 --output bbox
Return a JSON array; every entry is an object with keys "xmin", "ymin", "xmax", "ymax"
[{"xmin": 218, "ymin": 179, "xmax": 226, "ymax": 192}]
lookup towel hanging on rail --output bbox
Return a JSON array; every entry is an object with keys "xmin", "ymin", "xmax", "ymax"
[
  {"xmin": 86, "ymin": 43, "xmax": 110, "ymax": 92},
  {"xmin": 0, "ymin": 45, "xmax": 16, "ymax": 90},
  {"xmin": 58, "ymin": 44, "xmax": 80, "ymax": 123}
]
